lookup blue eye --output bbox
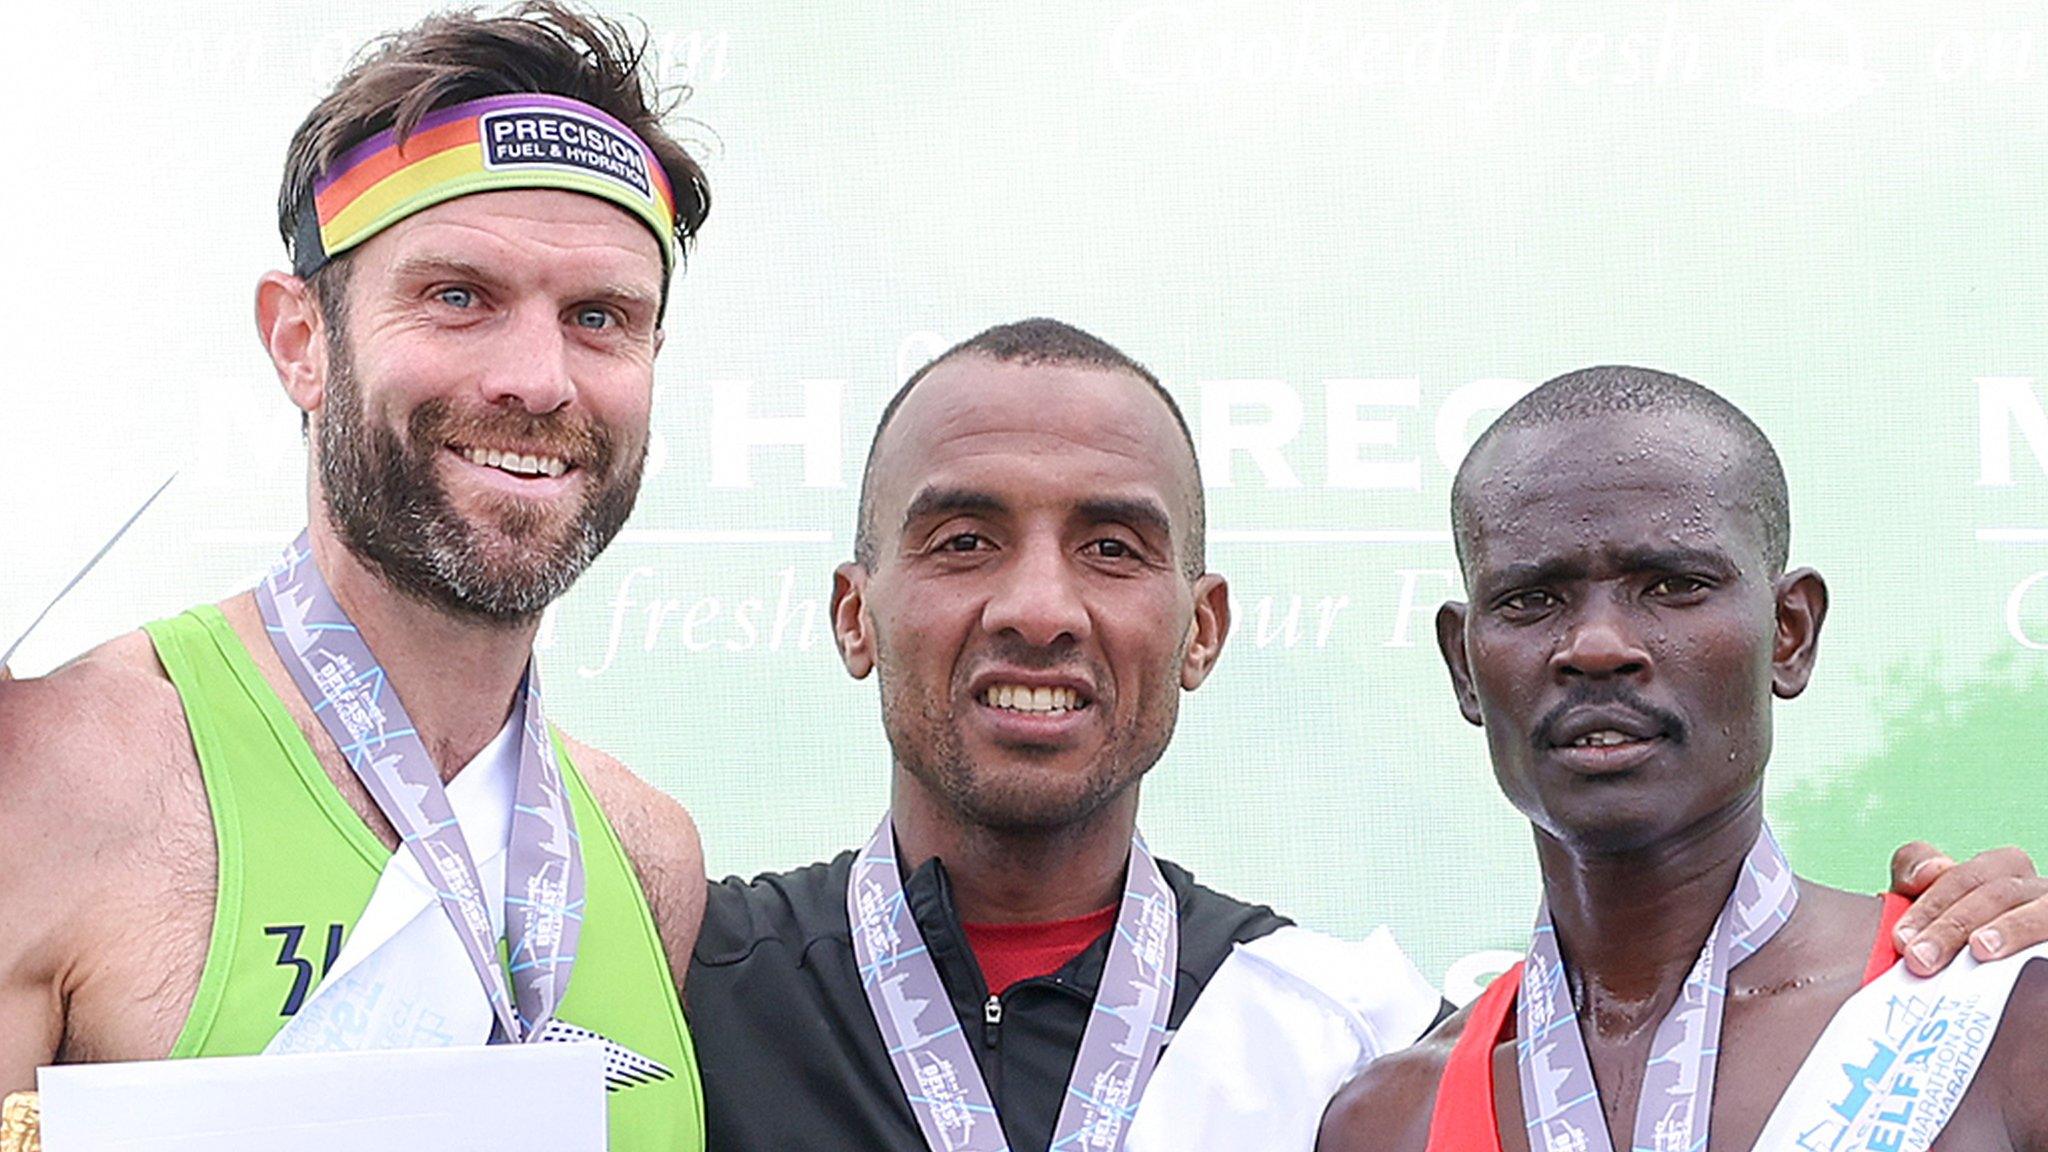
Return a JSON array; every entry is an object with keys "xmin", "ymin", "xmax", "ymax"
[
  {"xmin": 575, "ymin": 306, "xmax": 615, "ymax": 330},
  {"xmin": 436, "ymin": 286, "xmax": 475, "ymax": 309}
]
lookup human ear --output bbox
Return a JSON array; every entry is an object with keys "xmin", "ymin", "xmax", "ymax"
[
  {"xmin": 831, "ymin": 563, "xmax": 876, "ymax": 679},
  {"xmin": 1436, "ymin": 601, "xmax": 1483, "ymax": 726},
  {"xmin": 255, "ymin": 271, "xmax": 329, "ymax": 418},
  {"xmin": 1179, "ymin": 574, "xmax": 1232, "ymax": 690},
  {"xmin": 1770, "ymin": 567, "xmax": 1829, "ymax": 699}
]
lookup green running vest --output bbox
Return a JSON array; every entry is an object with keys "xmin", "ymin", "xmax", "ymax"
[{"xmin": 145, "ymin": 606, "xmax": 704, "ymax": 1151}]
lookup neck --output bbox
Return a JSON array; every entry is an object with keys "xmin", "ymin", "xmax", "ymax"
[
  {"xmin": 890, "ymin": 771, "xmax": 1139, "ymax": 925},
  {"xmin": 1533, "ymin": 792, "xmax": 1765, "ymax": 1035},
  {"xmin": 307, "ymin": 526, "xmax": 537, "ymax": 782}
]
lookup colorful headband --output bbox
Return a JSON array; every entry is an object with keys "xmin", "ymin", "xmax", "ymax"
[{"xmin": 291, "ymin": 92, "xmax": 678, "ymax": 277}]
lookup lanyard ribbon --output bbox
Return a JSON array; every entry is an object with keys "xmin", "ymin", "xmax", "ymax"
[
  {"xmin": 848, "ymin": 817, "xmax": 1179, "ymax": 1152},
  {"xmin": 1517, "ymin": 825, "xmax": 1799, "ymax": 1152},
  {"xmin": 255, "ymin": 531, "xmax": 584, "ymax": 1042}
]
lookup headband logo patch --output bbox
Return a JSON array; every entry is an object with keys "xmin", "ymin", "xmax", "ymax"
[{"xmin": 480, "ymin": 109, "xmax": 651, "ymax": 199}]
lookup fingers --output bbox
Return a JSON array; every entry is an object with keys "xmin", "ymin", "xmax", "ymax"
[
  {"xmin": 1888, "ymin": 840, "xmax": 1954, "ymax": 897},
  {"xmin": 1894, "ymin": 854, "xmax": 2044, "ymax": 975},
  {"xmin": 1962, "ymin": 877, "xmax": 2048, "ymax": 963}
]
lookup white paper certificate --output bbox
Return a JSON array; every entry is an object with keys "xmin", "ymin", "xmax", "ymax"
[{"xmin": 37, "ymin": 1041, "xmax": 606, "ymax": 1151}]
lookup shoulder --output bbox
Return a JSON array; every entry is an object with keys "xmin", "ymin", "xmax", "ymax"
[
  {"xmin": 0, "ymin": 631, "xmax": 199, "ymax": 968},
  {"xmin": 1316, "ymin": 1005, "xmax": 1464, "ymax": 1152},
  {"xmin": 0, "ymin": 630, "xmax": 193, "ymax": 844},
  {"xmin": 693, "ymin": 852, "xmax": 857, "ymax": 968},
  {"xmin": 557, "ymin": 732, "xmax": 705, "ymax": 990}
]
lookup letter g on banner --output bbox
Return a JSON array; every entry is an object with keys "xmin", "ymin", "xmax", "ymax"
[{"xmin": 2007, "ymin": 570, "xmax": 2048, "ymax": 650}]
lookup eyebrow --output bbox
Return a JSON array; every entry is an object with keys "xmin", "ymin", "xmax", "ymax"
[
  {"xmin": 1483, "ymin": 545, "xmax": 1737, "ymax": 592},
  {"xmin": 899, "ymin": 487, "xmax": 1008, "ymax": 533},
  {"xmin": 1074, "ymin": 496, "xmax": 1174, "ymax": 542},
  {"xmin": 895, "ymin": 490, "xmax": 1176, "ymax": 543},
  {"xmin": 389, "ymin": 255, "xmax": 499, "ymax": 287}
]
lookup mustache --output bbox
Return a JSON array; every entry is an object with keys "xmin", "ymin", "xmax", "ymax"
[
  {"xmin": 410, "ymin": 398, "xmax": 614, "ymax": 472},
  {"xmin": 1531, "ymin": 687, "xmax": 1688, "ymax": 749},
  {"xmin": 959, "ymin": 636, "xmax": 1106, "ymax": 686}
]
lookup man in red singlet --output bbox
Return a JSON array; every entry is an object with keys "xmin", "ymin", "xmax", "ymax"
[{"xmin": 1318, "ymin": 366, "xmax": 2048, "ymax": 1152}]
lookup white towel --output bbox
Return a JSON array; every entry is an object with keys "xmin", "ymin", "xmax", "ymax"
[{"xmin": 1125, "ymin": 925, "xmax": 1442, "ymax": 1152}]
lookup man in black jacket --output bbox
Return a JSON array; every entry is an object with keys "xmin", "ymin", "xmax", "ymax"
[{"xmin": 687, "ymin": 318, "xmax": 1299, "ymax": 1151}]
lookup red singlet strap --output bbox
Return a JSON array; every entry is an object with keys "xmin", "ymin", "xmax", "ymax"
[
  {"xmin": 1426, "ymin": 963, "xmax": 1521, "ymax": 1152},
  {"xmin": 1865, "ymin": 892, "xmax": 1910, "ymax": 986}
]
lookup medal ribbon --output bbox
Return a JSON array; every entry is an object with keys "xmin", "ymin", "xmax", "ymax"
[
  {"xmin": 1516, "ymin": 825, "xmax": 1799, "ymax": 1152},
  {"xmin": 255, "ymin": 531, "xmax": 584, "ymax": 1042},
  {"xmin": 848, "ymin": 816, "xmax": 1179, "ymax": 1152},
  {"xmin": 1754, "ymin": 942, "xmax": 2048, "ymax": 1150}
]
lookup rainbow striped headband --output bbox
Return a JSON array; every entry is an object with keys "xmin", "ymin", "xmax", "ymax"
[{"xmin": 292, "ymin": 93, "xmax": 678, "ymax": 277}]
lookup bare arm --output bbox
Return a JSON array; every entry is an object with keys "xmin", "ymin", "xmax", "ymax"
[
  {"xmin": 0, "ymin": 680, "xmax": 66, "ymax": 1091},
  {"xmin": 1998, "ymin": 962, "xmax": 2048, "ymax": 1150},
  {"xmin": 1315, "ymin": 1017, "xmax": 1463, "ymax": 1152},
  {"xmin": 560, "ymin": 736, "xmax": 706, "ymax": 995},
  {"xmin": 0, "ymin": 638, "xmax": 188, "ymax": 1089}
]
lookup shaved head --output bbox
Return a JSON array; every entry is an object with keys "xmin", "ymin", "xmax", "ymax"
[
  {"xmin": 1452, "ymin": 365, "xmax": 1791, "ymax": 577},
  {"xmin": 855, "ymin": 318, "xmax": 1204, "ymax": 577}
]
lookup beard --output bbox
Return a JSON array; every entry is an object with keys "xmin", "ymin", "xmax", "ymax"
[
  {"xmin": 314, "ymin": 334, "xmax": 645, "ymax": 625},
  {"xmin": 876, "ymin": 635, "xmax": 1184, "ymax": 835}
]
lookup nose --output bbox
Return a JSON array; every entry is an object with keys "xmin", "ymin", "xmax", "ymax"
[
  {"xmin": 1550, "ymin": 599, "xmax": 1651, "ymax": 681},
  {"xmin": 980, "ymin": 538, "xmax": 1092, "ymax": 648},
  {"xmin": 480, "ymin": 303, "xmax": 576, "ymax": 415}
]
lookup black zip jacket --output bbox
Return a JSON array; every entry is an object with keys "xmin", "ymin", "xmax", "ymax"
[{"xmin": 687, "ymin": 850, "xmax": 1292, "ymax": 1152}]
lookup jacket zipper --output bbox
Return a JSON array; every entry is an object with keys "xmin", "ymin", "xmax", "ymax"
[{"xmin": 983, "ymin": 994, "xmax": 1002, "ymax": 1048}]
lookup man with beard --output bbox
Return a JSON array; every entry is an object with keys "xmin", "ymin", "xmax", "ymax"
[
  {"xmin": 1318, "ymin": 367, "xmax": 2048, "ymax": 1151},
  {"xmin": 0, "ymin": 6, "xmax": 713, "ymax": 1150},
  {"xmin": 684, "ymin": 326, "xmax": 2048, "ymax": 1152}
]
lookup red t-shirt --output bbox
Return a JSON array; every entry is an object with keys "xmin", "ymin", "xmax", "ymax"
[{"xmin": 963, "ymin": 905, "xmax": 1121, "ymax": 996}]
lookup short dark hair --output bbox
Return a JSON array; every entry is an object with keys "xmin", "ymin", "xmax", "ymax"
[
  {"xmin": 854, "ymin": 318, "xmax": 1206, "ymax": 577},
  {"xmin": 1451, "ymin": 365, "xmax": 1791, "ymax": 575},
  {"xmin": 280, "ymin": 1, "xmax": 710, "ymax": 315}
]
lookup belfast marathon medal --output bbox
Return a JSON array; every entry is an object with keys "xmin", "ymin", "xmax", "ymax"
[
  {"xmin": 848, "ymin": 816, "xmax": 1178, "ymax": 1152},
  {"xmin": 1516, "ymin": 826, "xmax": 1800, "ymax": 1152},
  {"xmin": 255, "ymin": 531, "xmax": 584, "ymax": 1041}
]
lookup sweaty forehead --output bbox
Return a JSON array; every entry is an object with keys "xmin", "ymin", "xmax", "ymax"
[
  {"xmin": 868, "ymin": 357, "xmax": 1198, "ymax": 527},
  {"xmin": 1459, "ymin": 412, "xmax": 1768, "ymax": 572}
]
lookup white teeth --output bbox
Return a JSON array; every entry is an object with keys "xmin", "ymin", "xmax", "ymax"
[
  {"xmin": 1573, "ymin": 730, "xmax": 1637, "ymax": 748},
  {"xmin": 458, "ymin": 446, "xmax": 568, "ymax": 478},
  {"xmin": 981, "ymin": 684, "xmax": 1083, "ymax": 714}
]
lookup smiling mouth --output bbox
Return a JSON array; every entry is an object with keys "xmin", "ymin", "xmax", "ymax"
[
  {"xmin": 453, "ymin": 444, "xmax": 572, "ymax": 479},
  {"xmin": 978, "ymin": 684, "xmax": 1088, "ymax": 715}
]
